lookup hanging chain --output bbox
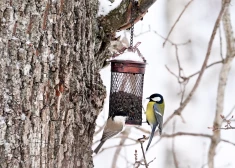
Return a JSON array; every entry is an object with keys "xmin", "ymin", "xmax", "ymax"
[
  {"xmin": 129, "ymin": 0, "xmax": 135, "ymax": 48},
  {"xmin": 111, "ymin": 0, "xmax": 146, "ymax": 63}
]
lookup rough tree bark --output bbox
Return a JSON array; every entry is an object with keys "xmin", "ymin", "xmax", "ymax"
[
  {"xmin": 0, "ymin": 0, "xmax": 107, "ymax": 167},
  {"xmin": 0, "ymin": 0, "xmax": 156, "ymax": 167}
]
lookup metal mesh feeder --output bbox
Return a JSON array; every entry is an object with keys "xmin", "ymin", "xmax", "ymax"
[
  {"xmin": 109, "ymin": 59, "xmax": 146, "ymax": 125},
  {"xmin": 108, "ymin": 0, "xmax": 146, "ymax": 125}
]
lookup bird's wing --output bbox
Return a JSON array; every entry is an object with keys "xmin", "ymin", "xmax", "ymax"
[
  {"xmin": 101, "ymin": 130, "xmax": 120, "ymax": 142},
  {"xmin": 153, "ymin": 103, "xmax": 163, "ymax": 135},
  {"xmin": 100, "ymin": 117, "xmax": 125, "ymax": 142}
]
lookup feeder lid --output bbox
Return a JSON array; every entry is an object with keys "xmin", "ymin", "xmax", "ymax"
[
  {"xmin": 110, "ymin": 60, "xmax": 146, "ymax": 74},
  {"xmin": 109, "ymin": 59, "xmax": 146, "ymax": 65}
]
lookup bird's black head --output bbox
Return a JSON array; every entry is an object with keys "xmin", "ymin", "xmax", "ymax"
[
  {"xmin": 146, "ymin": 93, "xmax": 164, "ymax": 104},
  {"xmin": 111, "ymin": 111, "xmax": 127, "ymax": 120}
]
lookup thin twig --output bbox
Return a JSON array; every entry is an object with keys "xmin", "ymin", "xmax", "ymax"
[
  {"xmin": 134, "ymin": 127, "xmax": 150, "ymax": 134},
  {"xmin": 94, "ymin": 142, "xmax": 138, "ymax": 155},
  {"xmin": 187, "ymin": 60, "xmax": 224, "ymax": 78},
  {"xmin": 140, "ymin": 143, "xmax": 148, "ymax": 168},
  {"xmin": 93, "ymin": 134, "xmax": 137, "ymax": 145},
  {"xmin": 163, "ymin": 0, "xmax": 194, "ymax": 47},
  {"xmin": 172, "ymin": 120, "xmax": 179, "ymax": 168},
  {"xmin": 213, "ymin": 127, "xmax": 235, "ymax": 130},
  {"xmin": 138, "ymin": 136, "xmax": 148, "ymax": 168},
  {"xmin": 160, "ymin": 132, "xmax": 235, "ymax": 146},
  {"xmin": 134, "ymin": 24, "xmax": 151, "ymax": 37},
  {"xmin": 134, "ymin": 150, "xmax": 141, "ymax": 168},
  {"xmin": 175, "ymin": 46, "xmax": 182, "ymax": 77},
  {"xmin": 153, "ymin": 30, "xmax": 191, "ymax": 46},
  {"xmin": 166, "ymin": 57, "xmax": 223, "ymax": 86},
  {"xmin": 179, "ymin": 83, "xmax": 186, "ymax": 106},
  {"xmin": 225, "ymin": 105, "xmax": 235, "ymax": 118},
  {"xmin": 147, "ymin": 158, "xmax": 156, "ymax": 166},
  {"xmin": 142, "ymin": 106, "xmax": 146, "ymax": 113},
  {"xmin": 165, "ymin": 65, "xmax": 179, "ymax": 79},
  {"xmin": 209, "ymin": 115, "xmax": 235, "ymax": 131}
]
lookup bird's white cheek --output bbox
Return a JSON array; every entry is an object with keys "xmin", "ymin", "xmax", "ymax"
[{"xmin": 152, "ymin": 97, "xmax": 161, "ymax": 102}]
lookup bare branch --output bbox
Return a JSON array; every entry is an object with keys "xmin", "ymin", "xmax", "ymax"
[
  {"xmin": 163, "ymin": 0, "xmax": 230, "ymax": 128},
  {"xmin": 208, "ymin": 1, "xmax": 234, "ymax": 167}
]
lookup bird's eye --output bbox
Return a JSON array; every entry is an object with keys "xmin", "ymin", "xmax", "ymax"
[{"xmin": 152, "ymin": 97, "xmax": 161, "ymax": 102}]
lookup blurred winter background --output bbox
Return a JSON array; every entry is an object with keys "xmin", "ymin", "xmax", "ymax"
[{"xmin": 93, "ymin": 0, "xmax": 235, "ymax": 167}]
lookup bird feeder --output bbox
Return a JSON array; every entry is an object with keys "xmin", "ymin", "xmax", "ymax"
[
  {"xmin": 108, "ymin": 58, "xmax": 146, "ymax": 125},
  {"xmin": 108, "ymin": 0, "xmax": 146, "ymax": 125}
]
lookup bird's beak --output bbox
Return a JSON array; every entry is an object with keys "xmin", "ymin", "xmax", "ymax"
[{"xmin": 146, "ymin": 97, "xmax": 150, "ymax": 99}]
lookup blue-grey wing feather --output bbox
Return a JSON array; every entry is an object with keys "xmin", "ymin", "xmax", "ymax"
[{"xmin": 153, "ymin": 103, "xmax": 163, "ymax": 135}]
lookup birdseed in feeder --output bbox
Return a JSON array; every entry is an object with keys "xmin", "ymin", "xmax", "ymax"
[{"xmin": 109, "ymin": 91, "xmax": 142, "ymax": 125}]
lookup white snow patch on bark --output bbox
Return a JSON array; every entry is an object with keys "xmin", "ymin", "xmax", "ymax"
[
  {"xmin": 16, "ymin": 62, "xmax": 21, "ymax": 69},
  {"xmin": 11, "ymin": 36, "xmax": 19, "ymax": 40},
  {"xmin": 26, "ymin": 41, "xmax": 31, "ymax": 45},
  {"xmin": 38, "ymin": 93, "xmax": 44, "ymax": 101},
  {"xmin": 0, "ymin": 117, "xmax": 7, "ymax": 145},
  {"xmin": 98, "ymin": 0, "xmax": 122, "ymax": 16},
  {"xmin": 0, "ymin": 116, "xmax": 6, "ymax": 125},
  {"xmin": 21, "ymin": 113, "xmax": 26, "ymax": 120},
  {"xmin": 4, "ymin": 105, "xmax": 11, "ymax": 113},
  {"xmin": 49, "ymin": 54, "xmax": 55, "ymax": 61},
  {"xmin": 4, "ymin": 141, "xmax": 12, "ymax": 159},
  {"xmin": 24, "ymin": 64, "xmax": 31, "ymax": 75}
]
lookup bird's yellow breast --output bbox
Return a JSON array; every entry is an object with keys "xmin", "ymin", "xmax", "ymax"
[{"xmin": 146, "ymin": 102, "xmax": 157, "ymax": 124}]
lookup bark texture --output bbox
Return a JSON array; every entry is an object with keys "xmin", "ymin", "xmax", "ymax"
[{"xmin": 0, "ymin": 0, "xmax": 107, "ymax": 167}]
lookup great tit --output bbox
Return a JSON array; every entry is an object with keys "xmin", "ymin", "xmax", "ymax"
[
  {"xmin": 94, "ymin": 111, "xmax": 127, "ymax": 154},
  {"xmin": 145, "ymin": 93, "xmax": 165, "ymax": 151}
]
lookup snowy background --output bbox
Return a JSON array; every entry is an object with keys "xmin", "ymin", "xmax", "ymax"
[{"xmin": 93, "ymin": 0, "xmax": 235, "ymax": 167}]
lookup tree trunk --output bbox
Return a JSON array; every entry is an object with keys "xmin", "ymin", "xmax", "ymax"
[{"xmin": 0, "ymin": 0, "xmax": 106, "ymax": 167}]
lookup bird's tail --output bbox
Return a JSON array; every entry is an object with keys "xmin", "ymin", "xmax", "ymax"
[
  {"xmin": 146, "ymin": 125, "xmax": 157, "ymax": 151},
  {"xmin": 94, "ymin": 141, "xmax": 105, "ymax": 154}
]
